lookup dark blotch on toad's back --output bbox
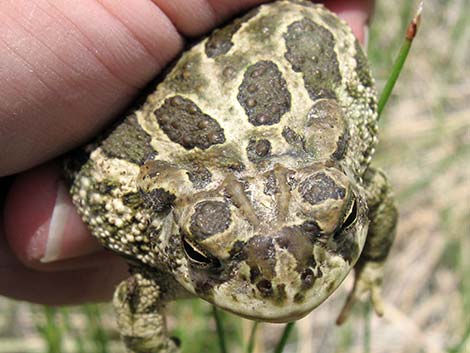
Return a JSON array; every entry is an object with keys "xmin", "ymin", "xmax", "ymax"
[
  {"xmin": 101, "ymin": 114, "xmax": 154, "ymax": 164},
  {"xmin": 284, "ymin": 18, "xmax": 341, "ymax": 100},
  {"xmin": 205, "ymin": 8, "xmax": 260, "ymax": 58},
  {"xmin": 154, "ymin": 96, "xmax": 225, "ymax": 150},
  {"xmin": 238, "ymin": 61, "xmax": 291, "ymax": 126}
]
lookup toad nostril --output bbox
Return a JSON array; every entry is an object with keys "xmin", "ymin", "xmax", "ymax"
[
  {"xmin": 300, "ymin": 268, "xmax": 315, "ymax": 289},
  {"xmin": 257, "ymin": 279, "xmax": 273, "ymax": 297},
  {"xmin": 250, "ymin": 266, "xmax": 262, "ymax": 283}
]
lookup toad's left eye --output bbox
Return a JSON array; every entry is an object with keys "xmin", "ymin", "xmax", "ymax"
[{"xmin": 341, "ymin": 198, "xmax": 357, "ymax": 229}]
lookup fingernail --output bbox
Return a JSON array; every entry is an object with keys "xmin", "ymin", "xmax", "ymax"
[
  {"xmin": 40, "ymin": 182, "xmax": 72, "ymax": 262},
  {"xmin": 40, "ymin": 181, "xmax": 99, "ymax": 263}
]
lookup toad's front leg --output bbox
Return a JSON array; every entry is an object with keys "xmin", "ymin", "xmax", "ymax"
[
  {"xmin": 337, "ymin": 167, "xmax": 398, "ymax": 324},
  {"xmin": 113, "ymin": 271, "xmax": 181, "ymax": 353}
]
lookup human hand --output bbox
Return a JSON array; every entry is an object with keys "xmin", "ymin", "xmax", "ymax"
[{"xmin": 0, "ymin": 0, "xmax": 374, "ymax": 305}]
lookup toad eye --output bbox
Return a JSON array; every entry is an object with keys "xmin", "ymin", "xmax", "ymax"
[
  {"xmin": 341, "ymin": 198, "xmax": 357, "ymax": 229},
  {"xmin": 182, "ymin": 236, "xmax": 221, "ymax": 269}
]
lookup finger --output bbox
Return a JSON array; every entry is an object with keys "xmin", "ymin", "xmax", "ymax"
[
  {"xmin": 0, "ymin": 0, "xmax": 270, "ymax": 177},
  {"xmin": 151, "ymin": 0, "xmax": 271, "ymax": 36},
  {"xmin": 0, "ymin": 228, "xmax": 127, "ymax": 304},
  {"xmin": 0, "ymin": 264, "xmax": 127, "ymax": 305},
  {"xmin": 0, "ymin": 0, "xmax": 178, "ymax": 176},
  {"xmin": 2, "ymin": 164, "xmax": 129, "ymax": 304},
  {"xmin": 320, "ymin": 0, "xmax": 375, "ymax": 45},
  {"xmin": 3, "ymin": 162, "xmax": 105, "ymax": 268}
]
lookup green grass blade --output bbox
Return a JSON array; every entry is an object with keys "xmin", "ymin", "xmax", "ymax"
[
  {"xmin": 273, "ymin": 322, "xmax": 295, "ymax": 353},
  {"xmin": 212, "ymin": 306, "xmax": 228, "ymax": 353},
  {"xmin": 377, "ymin": 1, "xmax": 423, "ymax": 118},
  {"xmin": 84, "ymin": 305, "xmax": 109, "ymax": 353},
  {"xmin": 60, "ymin": 308, "xmax": 86, "ymax": 353},
  {"xmin": 246, "ymin": 321, "xmax": 259, "ymax": 353},
  {"xmin": 34, "ymin": 307, "xmax": 63, "ymax": 353}
]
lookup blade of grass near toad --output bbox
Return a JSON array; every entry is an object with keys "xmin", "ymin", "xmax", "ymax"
[
  {"xmin": 84, "ymin": 304, "xmax": 109, "ymax": 353},
  {"xmin": 34, "ymin": 307, "xmax": 63, "ymax": 353},
  {"xmin": 377, "ymin": 1, "xmax": 423, "ymax": 118},
  {"xmin": 61, "ymin": 308, "xmax": 86, "ymax": 353},
  {"xmin": 213, "ymin": 306, "xmax": 228, "ymax": 353},
  {"xmin": 246, "ymin": 321, "xmax": 259, "ymax": 353},
  {"xmin": 274, "ymin": 322, "xmax": 295, "ymax": 353}
]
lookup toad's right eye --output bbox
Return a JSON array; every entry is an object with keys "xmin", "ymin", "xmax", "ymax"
[
  {"xmin": 182, "ymin": 236, "xmax": 211, "ymax": 266},
  {"xmin": 182, "ymin": 236, "xmax": 221, "ymax": 270}
]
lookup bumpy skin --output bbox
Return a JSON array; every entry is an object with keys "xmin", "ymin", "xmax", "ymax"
[{"xmin": 67, "ymin": 1, "xmax": 397, "ymax": 352}]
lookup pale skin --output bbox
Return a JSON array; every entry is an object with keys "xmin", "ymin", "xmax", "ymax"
[{"xmin": 0, "ymin": 0, "xmax": 374, "ymax": 305}]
